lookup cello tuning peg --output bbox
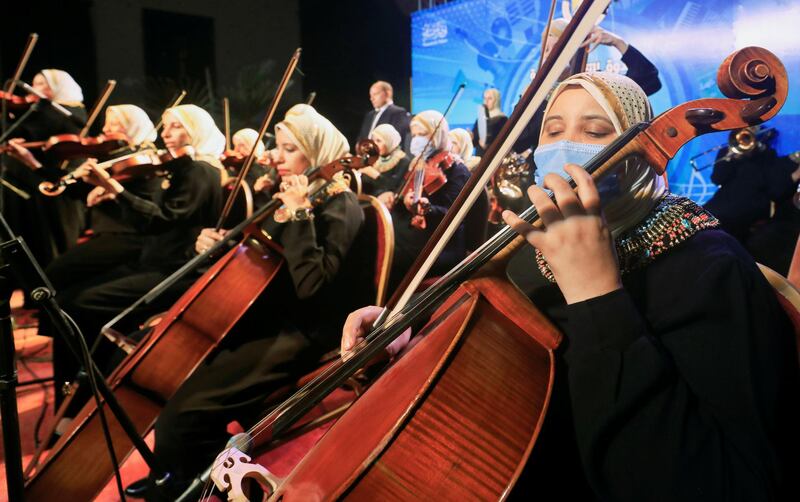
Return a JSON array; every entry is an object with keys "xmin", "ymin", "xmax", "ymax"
[
  {"xmin": 684, "ymin": 108, "xmax": 726, "ymax": 128},
  {"xmin": 740, "ymin": 96, "xmax": 777, "ymax": 123}
]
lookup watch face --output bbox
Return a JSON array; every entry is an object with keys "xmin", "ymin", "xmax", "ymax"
[{"xmin": 294, "ymin": 208, "xmax": 310, "ymax": 220}]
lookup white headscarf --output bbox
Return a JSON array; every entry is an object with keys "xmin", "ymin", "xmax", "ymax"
[
  {"xmin": 233, "ymin": 128, "xmax": 266, "ymax": 157},
  {"xmin": 275, "ymin": 106, "xmax": 349, "ymax": 167},
  {"xmin": 448, "ymin": 128, "xmax": 473, "ymax": 161},
  {"xmin": 542, "ymin": 72, "xmax": 666, "ymax": 237},
  {"xmin": 369, "ymin": 123, "xmax": 402, "ymax": 154},
  {"xmin": 163, "ymin": 104, "xmax": 226, "ymax": 167},
  {"xmin": 450, "ymin": 128, "xmax": 480, "ymax": 170},
  {"xmin": 39, "ymin": 69, "xmax": 83, "ymax": 105},
  {"xmin": 410, "ymin": 110, "xmax": 451, "ymax": 153},
  {"xmin": 285, "ymin": 103, "xmax": 317, "ymax": 117},
  {"xmin": 105, "ymin": 105, "xmax": 156, "ymax": 146}
]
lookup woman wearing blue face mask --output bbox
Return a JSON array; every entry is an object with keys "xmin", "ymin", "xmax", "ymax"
[
  {"xmin": 343, "ymin": 72, "xmax": 799, "ymax": 500},
  {"xmin": 388, "ymin": 110, "xmax": 470, "ymax": 291}
]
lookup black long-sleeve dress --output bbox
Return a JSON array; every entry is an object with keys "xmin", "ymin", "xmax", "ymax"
[
  {"xmin": 506, "ymin": 196, "xmax": 799, "ymax": 501},
  {"xmin": 148, "ymin": 189, "xmax": 366, "ymax": 497},
  {"xmin": 44, "ymin": 176, "xmax": 163, "ymax": 290},
  {"xmin": 390, "ymin": 154, "xmax": 470, "ymax": 290},
  {"xmin": 1, "ymin": 102, "xmax": 88, "ymax": 266},
  {"xmin": 44, "ymin": 156, "xmax": 222, "ymax": 410},
  {"xmin": 704, "ymin": 148, "xmax": 797, "ymax": 240},
  {"xmin": 360, "ymin": 150, "xmax": 411, "ymax": 197},
  {"xmin": 472, "ymin": 113, "xmax": 509, "ymax": 156}
]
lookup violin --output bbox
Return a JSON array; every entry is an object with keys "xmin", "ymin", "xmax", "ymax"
[
  {"xmin": 220, "ymin": 150, "xmax": 247, "ymax": 170},
  {"xmin": 407, "ymin": 150, "xmax": 449, "ymax": 196},
  {"xmin": 220, "ymin": 149, "xmax": 277, "ymax": 171},
  {"xmin": 1, "ymin": 132, "xmax": 129, "ymax": 160},
  {"xmin": 38, "ymin": 146, "xmax": 194, "ymax": 196},
  {"xmin": 403, "ymin": 150, "xmax": 451, "ymax": 229},
  {"xmin": 0, "ymin": 89, "xmax": 38, "ymax": 112}
]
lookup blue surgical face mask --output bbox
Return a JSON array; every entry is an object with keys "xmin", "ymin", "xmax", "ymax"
[
  {"xmin": 533, "ymin": 140, "xmax": 619, "ymax": 200},
  {"xmin": 533, "ymin": 140, "xmax": 603, "ymax": 184},
  {"xmin": 410, "ymin": 135, "xmax": 433, "ymax": 158}
]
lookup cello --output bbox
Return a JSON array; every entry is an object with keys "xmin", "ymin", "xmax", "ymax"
[
  {"xmin": 209, "ymin": 43, "xmax": 788, "ymax": 502},
  {"xmin": 22, "ymin": 141, "xmax": 379, "ymax": 500}
]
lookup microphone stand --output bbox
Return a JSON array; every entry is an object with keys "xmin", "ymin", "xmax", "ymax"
[
  {"xmin": 0, "ymin": 268, "xmax": 24, "ymax": 501},
  {"xmin": 0, "ymin": 213, "xmax": 172, "ymax": 499}
]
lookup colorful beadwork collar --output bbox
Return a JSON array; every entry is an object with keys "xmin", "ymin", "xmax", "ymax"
[{"xmin": 535, "ymin": 194, "xmax": 720, "ymax": 282}]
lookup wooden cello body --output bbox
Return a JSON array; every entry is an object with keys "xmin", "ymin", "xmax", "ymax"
[
  {"xmin": 273, "ymin": 248, "xmax": 560, "ymax": 500},
  {"xmin": 24, "ymin": 141, "xmax": 379, "ymax": 499},
  {"xmin": 211, "ymin": 43, "xmax": 789, "ymax": 501},
  {"xmin": 24, "ymin": 229, "xmax": 284, "ymax": 501}
]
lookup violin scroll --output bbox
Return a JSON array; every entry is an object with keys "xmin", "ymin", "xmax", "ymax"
[
  {"xmin": 318, "ymin": 139, "xmax": 379, "ymax": 180},
  {"xmin": 38, "ymin": 178, "xmax": 73, "ymax": 197},
  {"xmin": 353, "ymin": 138, "xmax": 380, "ymax": 163}
]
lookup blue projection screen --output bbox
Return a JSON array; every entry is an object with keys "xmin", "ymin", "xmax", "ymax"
[{"xmin": 411, "ymin": 0, "xmax": 800, "ymax": 203}]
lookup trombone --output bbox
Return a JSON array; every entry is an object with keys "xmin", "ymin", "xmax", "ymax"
[{"xmin": 689, "ymin": 125, "xmax": 777, "ymax": 172}]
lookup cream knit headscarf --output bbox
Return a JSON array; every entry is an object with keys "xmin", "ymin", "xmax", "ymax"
[
  {"xmin": 163, "ymin": 104, "xmax": 226, "ymax": 168},
  {"xmin": 233, "ymin": 128, "xmax": 266, "ymax": 157},
  {"xmin": 542, "ymin": 72, "xmax": 666, "ymax": 237},
  {"xmin": 275, "ymin": 106, "xmax": 350, "ymax": 167}
]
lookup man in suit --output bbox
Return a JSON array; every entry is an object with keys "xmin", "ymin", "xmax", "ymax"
[{"xmin": 357, "ymin": 80, "xmax": 411, "ymax": 149}]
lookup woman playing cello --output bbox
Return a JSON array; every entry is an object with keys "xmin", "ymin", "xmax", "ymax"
[
  {"xmin": 343, "ymin": 72, "xmax": 799, "ymax": 500},
  {"xmin": 130, "ymin": 104, "xmax": 368, "ymax": 500}
]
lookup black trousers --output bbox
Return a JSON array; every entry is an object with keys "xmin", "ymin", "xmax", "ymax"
[
  {"xmin": 1, "ymin": 161, "xmax": 84, "ymax": 268},
  {"xmin": 41, "ymin": 239, "xmax": 197, "ymax": 411},
  {"xmin": 44, "ymin": 232, "xmax": 144, "ymax": 291}
]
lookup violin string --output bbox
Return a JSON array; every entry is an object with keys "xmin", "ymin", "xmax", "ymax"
[{"xmin": 395, "ymin": 84, "xmax": 465, "ymax": 200}]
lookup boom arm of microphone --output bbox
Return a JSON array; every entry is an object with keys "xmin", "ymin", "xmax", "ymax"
[{"xmin": 15, "ymin": 80, "xmax": 73, "ymax": 118}]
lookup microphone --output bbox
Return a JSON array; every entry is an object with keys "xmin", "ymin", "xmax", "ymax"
[
  {"xmin": 174, "ymin": 432, "xmax": 253, "ymax": 502},
  {"xmin": 15, "ymin": 80, "xmax": 73, "ymax": 118}
]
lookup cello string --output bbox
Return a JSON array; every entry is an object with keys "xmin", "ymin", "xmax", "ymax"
[
  {"xmin": 239, "ymin": 123, "xmax": 645, "ymax": 450},
  {"xmin": 238, "ymin": 0, "xmax": 618, "ymax": 446},
  {"xmin": 204, "ymin": 0, "xmax": 613, "ymax": 485}
]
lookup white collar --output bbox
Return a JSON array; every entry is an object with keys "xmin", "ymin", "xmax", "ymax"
[{"xmin": 374, "ymin": 100, "xmax": 393, "ymax": 113}]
